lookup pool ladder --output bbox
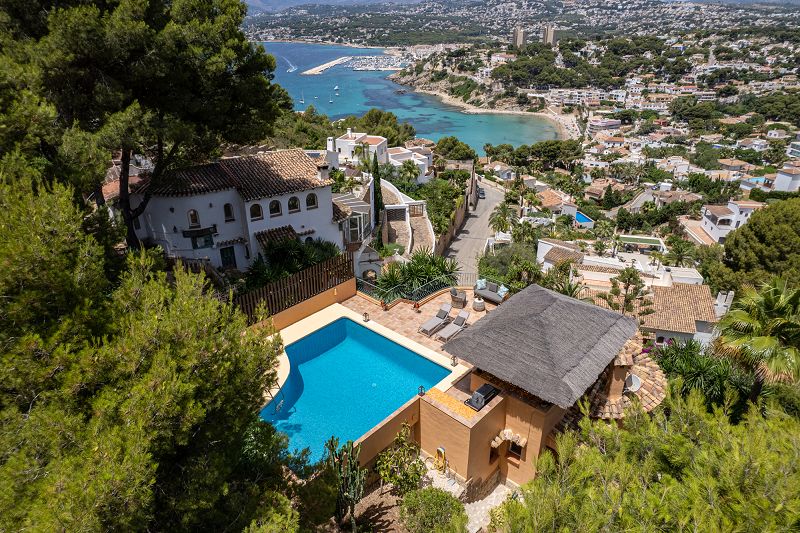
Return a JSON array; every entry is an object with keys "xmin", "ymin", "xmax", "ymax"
[{"xmin": 268, "ymin": 383, "xmax": 287, "ymax": 414}]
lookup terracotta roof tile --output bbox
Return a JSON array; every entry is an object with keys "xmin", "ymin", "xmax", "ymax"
[
  {"xmin": 138, "ymin": 149, "xmax": 329, "ymax": 201},
  {"xmin": 586, "ymin": 283, "xmax": 717, "ymax": 334},
  {"xmin": 544, "ymin": 247, "xmax": 584, "ymax": 265},
  {"xmin": 254, "ymin": 225, "xmax": 297, "ymax": 249},
  {"xmin": 332, "ymin": 200, "xmax": 352, "ymax": 222}
]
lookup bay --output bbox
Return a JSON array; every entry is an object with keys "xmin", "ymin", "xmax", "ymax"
[{"xmin": 261, "ymin": 41, "xmax": 559, "ymax": 154}]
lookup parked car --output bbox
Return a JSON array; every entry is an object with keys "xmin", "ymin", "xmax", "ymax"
[{"xmin": 477, "ymin": 188, "xmax": 486, "ymax": 199}]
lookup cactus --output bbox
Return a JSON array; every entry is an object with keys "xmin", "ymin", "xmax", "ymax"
[{"xmin": 325, "ymin": 436, "xmax": 366, "ymax": 531}]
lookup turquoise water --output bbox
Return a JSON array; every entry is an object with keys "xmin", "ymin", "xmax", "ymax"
[
  {"xmin": 576, "ymin": 211, "xmax": 593, "ymax": 223},
  {"xmin": 261, "ymin": 42, "xmax": 558, "ymax": 154},
  {"xmin": 260, "ymin": 317, "xmax": 449, "ymax": 462}
]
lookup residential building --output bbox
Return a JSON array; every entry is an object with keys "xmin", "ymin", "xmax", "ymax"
[
  {"xmin": 387, "ymin": 146, "xmax": 432, "ymax": 183},
  {"xmin": 541, "ymin": 24, "xmax": 556, "ymax": 46},
  {"xmin": 130, "ymin": 149, "xmax": 368, "ymax": 270},
  {"xmin": 652, "ymin": 189, "xmax": 702, "ymax": 207},
  {"xmin": 772, "ymin": 164, "xmax": 800, "ymax": 192},
  {"xmin": 584, "ymin": 178, "xmax": 625, "ymax": 202},
  {"xmin": 483, "ymin": 161, "xmax": 515, "ymax": 181},
  {"xmin": 536, "ymin": 238, "xmax": 583, "ymax": 271},
  {"xmin": 586, "ymin": 282, "xmax": 718, "ymax": 345},
  {"xmin": 788, "ymin": 141, "xmax": 800, "ymax": 159},
  {"xmin": 681, "ymin": 199, "xmax": 765, "ymax": 245},
  {"xmin": 587, "ymin": 118, "xmax": 622, "ymax": 136},
  {"xmin": 327, "ymin": 129, "xmax": 388, "ymax": 166},
  {"xmin": 536, "ymin": 189, "xmax": 577, "ymax": 218},
  {"xmin": 511, "ymin": 25, "xmax": 528, "ymax": 48}
]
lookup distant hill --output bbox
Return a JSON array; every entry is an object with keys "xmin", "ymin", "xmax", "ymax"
[{"xmin": 245, "ymin": 0, "xmax": 420, "ymax": 12}]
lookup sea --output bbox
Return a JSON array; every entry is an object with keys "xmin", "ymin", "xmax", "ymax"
[{"xmin": 261, "ymin": 41, "xmax": 559, "ymax": 154}]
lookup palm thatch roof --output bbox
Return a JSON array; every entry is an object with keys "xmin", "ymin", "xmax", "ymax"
[{"xmin": 443, "ymin": 284, "xmax": 638, "ymax": 409}]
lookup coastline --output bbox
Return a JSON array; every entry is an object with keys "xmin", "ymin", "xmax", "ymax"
[
  {"xmin": 256, "ymin": 38, "xmax": 396, "ymax": 53},
  {"xmin": 407, "ymin": 86, "xmax": 580, "ymax": 140}
]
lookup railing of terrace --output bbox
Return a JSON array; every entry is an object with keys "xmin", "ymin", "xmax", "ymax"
[{"xmin": 355, "ymin": 272, "xmax": 519, "ymax": 304}]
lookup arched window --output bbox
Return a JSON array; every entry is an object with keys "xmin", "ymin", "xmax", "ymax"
[
  {"xmin": 269, "ymin": 200, "xmax": 282, "ymax": 217},
  {"xmin": 250, "ymin": 204, "xmax": 263, "ymax": 221},
  {"xmin": 223, "ymin": 203, "xmax": 235, "ymax": 222},
  {"xmin": 188, "ymin": 209, "xmax": 200, "ymax": 227},
  {"xmin": 288, "ymin": 196, "xmax": 300, "ymax": 213},
  {"xmin": 306, "ymin": 193, "xmax": 318, "ymax": 210},
  {"xmin": 305, "ymin": 236, "xmax": 314, "ymax": 243}
]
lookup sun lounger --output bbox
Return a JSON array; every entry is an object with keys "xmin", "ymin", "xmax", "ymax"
[
  {"xmin": 436, "ymin": 310, "xmax": 470, "ymax": 342},
  {"xmin": 418, "ymin": 303, "xmax": 452, "ymax": 336}
]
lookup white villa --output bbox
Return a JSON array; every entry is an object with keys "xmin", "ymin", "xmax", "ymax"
[
  {"xmin": 130, "ymin": 149, "xmax": 373, "ymax": 271},
  {"xmin": 387, "ymin": 146, "xmax": 433, "ymax": 183},
  {"xmin": 327, "ymin": 129, "xmax": 388, "ymax": 166},
  {"xmin": 680, "ymin": 199, "xmax": 765, "ymax": 245}
]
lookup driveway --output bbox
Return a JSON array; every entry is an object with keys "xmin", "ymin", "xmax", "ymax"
[{"xmin": 444, "ymin": 180, "xmax": 504, "ymax": 274}]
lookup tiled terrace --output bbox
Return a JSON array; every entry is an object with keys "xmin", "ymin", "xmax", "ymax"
[{"xmin": 342, "ymin": 289, "xmax": 497, "ymax": 352}]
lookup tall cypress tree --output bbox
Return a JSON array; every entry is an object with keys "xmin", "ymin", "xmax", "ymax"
[{"xmin": 372, "ymin": 152, "xmax": 384, "ymax": 227}]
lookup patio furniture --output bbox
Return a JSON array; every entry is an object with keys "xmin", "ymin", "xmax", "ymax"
[
  {"xmin": 418, "ymin": 303, "xmax": 452, "ymax": 336},
  {"xmin": 472, "ymin": 297, "xmax": 486, "ymax": 312},
  {"xmin": 436, "ymin": 310, "xmax": 470, "ymax": 342},
  {"xmin": 474, "ymin": 281, "xmax": 507, "ymax": 305},
  {"xmin": 450, "ymin": 287, "xmax": 467, "ymax": 309}
]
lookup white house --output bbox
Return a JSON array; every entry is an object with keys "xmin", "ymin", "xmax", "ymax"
[
  {"xmin": 131, "ymin": 149, "xmax": 367, "ymax": 270},
  {"xmin": 483, "ymin": 161, "xmax": 515, "ymax": 181},
  {"xmin": 772, "ymin": 164, "xmax": 800, "ymax": 192},
  {"xmin": 685, "ymin": 199, "xmax": 765, "ymax": 245},
  {"xmin": 387, "ymin": 146, "xmax": 432, "ymax": 183},
  {"xmin": 327, "ymin": 129, "xmax": 389, "ymax": 166}
]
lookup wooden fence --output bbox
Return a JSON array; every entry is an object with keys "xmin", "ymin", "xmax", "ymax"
[{"xmin": 235, "ymin": 253, "xmax": 354, "ymax": 322}]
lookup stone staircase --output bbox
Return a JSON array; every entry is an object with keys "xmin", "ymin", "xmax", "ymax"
[{"xmin": 409, "ymin": 215, "xmax": 433, "ymax": 254}]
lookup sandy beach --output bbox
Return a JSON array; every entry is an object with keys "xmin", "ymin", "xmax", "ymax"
[{"xmin": 408, "ymin": 86, "xmax": 580, "ymax": 140}]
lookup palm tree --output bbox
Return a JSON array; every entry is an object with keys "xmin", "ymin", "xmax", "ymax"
[
  {"xmin": 512, "ymin": 220, "xmax": 538, "ymax": 245},
  {"xmin": 399, "ymin": 159, "xmax": 420, "ymax": 186},
  {"xmin": 665, "ymin": 238, "xmax": 696, "ymax": 267},
  {"xmin": 715, "ymin": 278, "xmax": 800, "ymax": 403},
  {"xmin": 489, "ymin": 202, "xmax": 517, "ymax": 233},
  {"xmin": 593, "ymin": 239, "xmax": 608, "ymax": 256},
  {"xmin": 592, "ymin": 219, "xmax": 614, "ymax": 240}
]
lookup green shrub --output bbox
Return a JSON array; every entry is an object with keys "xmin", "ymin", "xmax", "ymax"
[
  {"xmin": 400, "ymin": 488, "xmax": 468, "ymax": 533},
  {"xmin": 376, "ymin": 423, "xmax": 426, "ymax": 494}
]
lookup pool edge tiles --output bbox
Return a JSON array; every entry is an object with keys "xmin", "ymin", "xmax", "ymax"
[{"xmin": 271, "ymin": 303, "xmax": 467, "ymax": 394}]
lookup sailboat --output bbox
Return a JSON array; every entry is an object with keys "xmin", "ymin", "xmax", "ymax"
[
  {"xmin": 334, "ymin": 84, "xmax": 340, "ymax": 96},
  {"xmin": 299, "ymin": 91, "xmax": 305, "ymax": 104},
  {"xmin": 328, "ymin": 94, "xmax": 333, "ymax": 103}
]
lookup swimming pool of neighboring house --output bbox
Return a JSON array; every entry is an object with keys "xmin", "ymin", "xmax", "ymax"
[
  {"xmin": 575, "ymin": 211, "xmax": 595, "ymax": 228},
  {"xmin": 260, "ymin": 317, "xmax": 451, "ymax": 462}
]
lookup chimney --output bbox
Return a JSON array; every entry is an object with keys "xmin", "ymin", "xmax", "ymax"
[
  {"xmin": 326, "ymin": 136, "xmax": 335, "ymax": 152},
  {"xmin": 346, "ymin": 128, "xmax": 352, "ymax": 136},
  {"xmin": 714, "ymin": 290, "xmax": 735, "ymax": 318}
]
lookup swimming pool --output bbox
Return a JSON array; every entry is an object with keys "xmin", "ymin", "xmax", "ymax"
[
  {"xmin": 576, "ymin": 211, "xmax": 593, "ymax": 224},
  {"xmin": 261, "ymin": 317, "xmax": 450, "ymax": 462}
]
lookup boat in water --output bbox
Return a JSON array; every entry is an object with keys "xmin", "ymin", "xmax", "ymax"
[
  {"xmin": 284, "ymin": 57, "xmax": 298, "ymax": 73},
  {"xmin": 299, "ymin": 91, "xmax": 305, "ymax": 104},
  {"xmin": 328, "ymin": 94, "xmax": 333, "ymax": 103}
]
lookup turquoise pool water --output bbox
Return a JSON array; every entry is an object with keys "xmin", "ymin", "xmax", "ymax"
[
  {"xmin": 260, "ymin": 42, "xmax": 558, "ymax": 154},
  {"xmin": 576, "ymin": 211, "xmax": 593, "ymax": 223},
  {"xmin": 261, "ymin": 317, "xmax": 450, "ymax": 462}
]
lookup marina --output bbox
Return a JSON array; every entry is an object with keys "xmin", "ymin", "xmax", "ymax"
[
  {"xmin": 301, "ymin": 56, "xmax": 352, "ymax": 75},
  {"xmin": 302, "ymin": 55, "xmax": 407, "ymax": 75}
]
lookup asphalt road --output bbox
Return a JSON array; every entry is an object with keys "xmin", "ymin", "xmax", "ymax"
[{"xmin": 444, "ymin": 180, "xmax": 504, "ymax": 274}]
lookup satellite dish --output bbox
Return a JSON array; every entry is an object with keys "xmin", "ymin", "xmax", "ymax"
[{"xmin": 625, "ymin": 373, "xmax": 642, "ymax": 393}]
